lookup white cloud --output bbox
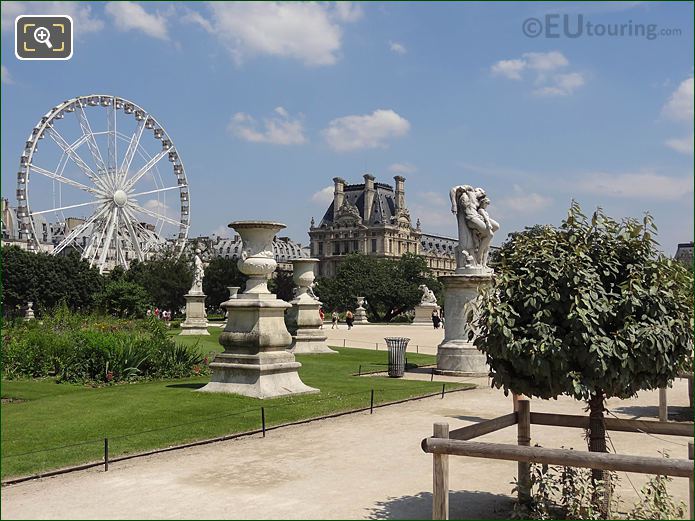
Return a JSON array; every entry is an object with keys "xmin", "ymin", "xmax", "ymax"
[
  {"xmin": 311, "ymin": 186, "xmax": 334, "ymax": 205},
  {"xmin": 575, "ymin": 172, "xmax": 693, "ymax": 200},
  {"xmin": 389, "ymin": 41, "xmax": 406, "ymax": 55},
  {"xmin": 333, "ymin": 2, "xmax": 363, "ymax": 22},
  {"xmin": 105, "ymin": 1, "xmax": 169, "ymax": 40},
  {"xmin": 323, "ymin": 109, "xmax": 410, "ymax": 152},
  {"xmin": 143, "ymin": 199, "xmax": 175, "ymax": 219},
  {"xmin": 1, "ymin": 1, "xmax": 103, "ymax": 36},
  {"xmin": 534, "ymin": 72, "xmax": 586, "ymax": 97},
  {"xmin": 228, "ymin": 106, "xmax": 307, "ymax": 145},
  {"xmin": 522, "ymin": 51, "xmax": 568, "ymax": 71},
  {"xmin": 1, "ymin": 65, "xmax": 12, "ymax": 85},
  {"xmin": 388, "ymin": 162, "xmax": 417, "ymax": 174},
  {"xmin": 202, "ymin": 2, "xmax": 346, "ymax": 66},
  {"xmin": 179, "ymin": 7, "xmax": 213, "ymax": 33},
  {"xmin": 491, "ymin": 51, "xmax": 584, "ymax": 96},
  {"xmin": 490, "ymin": 59, "xmax": 526, "ymax": 80},
  {"xmin": 210, "ymin": 224, "xmax": 231, "ymax": 238},
  {"xmin": 497, "ymin": 187, "xmax": 553, "ymax": 214},
  {"xmin": 662, "ymin": 77, "xmax": 694, "ymax": 122},
  {"xmin": 665, "ymin": 135, "xmax": 694, "ymax": 155}
]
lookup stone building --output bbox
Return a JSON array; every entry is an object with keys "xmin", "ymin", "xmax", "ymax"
[
  {"xmin": 189, "ymin": 234, "xmax": 310, "ymax": 272},
  {"xmin": 675, "ymin": 241, "xmax": 693, "ymax": 266},
  {"xmin": 308, "ymin": 175, "xmax": 457, "ymax": 278}
]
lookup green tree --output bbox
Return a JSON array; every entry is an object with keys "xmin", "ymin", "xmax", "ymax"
[
  {"xmin": 314, "ymin": 253, "xmax": 441, "ymax": 322},
  {"xmin": 475, "ymin": 203, "xmax": 693, "ymax": 514},
  {"xmin": 125, "ymin": 252, "xmax": 192, "ymax": 314},
  {"xmin": 2, "ymin": 246, "xmax": 104, "ymax": 316},
  {"xmin": 268, "ymin": 268, "xmax": 295, "ymax": 302},
  {"xmin": 96, "ymin": 280, "xmax": 151, "ymax": 318},
  {"xmin": 202, "ymin": 256, "xmax": 247, "ymax": 310}
]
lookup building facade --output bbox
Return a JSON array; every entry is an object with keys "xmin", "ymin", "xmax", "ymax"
[
  {"xmin": 308, "ymin": 175, "xmax": 457, "ymax": 278},
  {"xmin": 675, "ymin": 241, "xmax": 693, "ymax": 266}
]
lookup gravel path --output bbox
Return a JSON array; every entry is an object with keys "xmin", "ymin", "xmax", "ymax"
[{"xmin": 2, "ymin": 377, "xmax": 690, "ymax": 520}]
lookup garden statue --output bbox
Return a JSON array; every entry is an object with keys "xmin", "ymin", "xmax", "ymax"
[
  {"xmin": 449, "ymin": 185, "xmax": 499, "ymax": 273},
  {"xmin": 418, "ymin": 284, "xmax": 438, "ymax": 305},
  {"xmin": 190, "ymin": 248, "xmax": 205, "ymax": 294},
  {"xmin": 180, "ymin": 248, "xmax": 209, "ymax": 335}
]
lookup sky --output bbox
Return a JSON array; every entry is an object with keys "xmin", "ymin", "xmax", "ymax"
[{"xmin": 1, "ymin": 1, "xmax": 693, "ymax": 253}]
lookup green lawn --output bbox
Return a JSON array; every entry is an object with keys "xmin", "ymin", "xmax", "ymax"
[{"xmin": 2, "ymin": 333, "xmax": 472, "ymax": 479}]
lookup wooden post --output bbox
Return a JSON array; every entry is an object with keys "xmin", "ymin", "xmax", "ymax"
[
  {"xmin": 104, "ymin": 438, "xmax": 109, "ymax": 472},
  {"xmin": 441, "ymin": 383, "xmax": 446, "ymax": 399},
  {"xmin": 370, "ymin": 389, "xmax": 374, "ymax": 414},
  {"xmin": 512, "ymin": 393, "xmax": 520, "ymax": 412},
  {"xmin": 261, "ymin": 407, "xmax": 266, "ymax": 437},
  {"xmin": 659, "ymin": 387, "xmax": 668, "ymax": 422},
  {"xmin": 689, "ymin": 442, "xmax": 693, "ymax": 521},
  {"xmin": 431, "ymin": 368, "xmax": 435, "ymax": 382},
  {"xmin": 517, "ymin": 399, "xmax": 531, "ymax": 504},
  {"xmin": 433, "ymin": 422, "xmax": 450, "ymax": 520}
]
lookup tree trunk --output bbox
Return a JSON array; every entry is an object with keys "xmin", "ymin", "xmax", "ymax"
[{"xmin": 588, "ymin": 391, "xmax": 611, "ymax": 517}]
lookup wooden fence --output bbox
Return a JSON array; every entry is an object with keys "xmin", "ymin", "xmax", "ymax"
[{"xmin": 421, "ymin": 400, "xmax": 694, "ymax": 520}]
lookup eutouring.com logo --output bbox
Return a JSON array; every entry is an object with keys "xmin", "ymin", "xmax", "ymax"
[{"xmin": 522, "ymin": 14, "xmax": 682, "ymax": 40}]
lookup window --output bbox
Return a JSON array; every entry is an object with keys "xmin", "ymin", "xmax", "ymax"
[
  {"xmin": 333, "ymin": 243, "xmax": 340, "ymax": 255},
  {"xmin": 352, "ymin": 240, "xmax": 358, "ymax": 251},
  {"xmin": 318, "ymin": 242, "xmax": 324, "ymax": 255},
  {"xmin": 371, "ymin": 239, "xmax": 377, "ymax": 253}
]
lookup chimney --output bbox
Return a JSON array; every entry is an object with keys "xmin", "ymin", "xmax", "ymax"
[
  {"xmin": 363, "ymin": 173, "xmax": 375, "ymax": 223},
  {"xmin": 394, "ymin": 176, "xmax": 406, "ymax": 211},
  {"xmin": 333, "ymin": 177, "xmax": 345, "ymax": 220}
]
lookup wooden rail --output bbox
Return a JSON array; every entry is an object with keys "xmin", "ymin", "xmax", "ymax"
[{"xmin": 421, "ymin": 400, "xmax": 694, "ymax": 520}]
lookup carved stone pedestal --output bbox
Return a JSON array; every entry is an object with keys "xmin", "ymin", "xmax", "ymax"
[
  {"xmin": 436, "ymin": 272, "xmax": 492, "ymax": 376},
  {"xmin": 413, "ymin": 303, "xmax": 440, "ymax": 324},
  {"xmin": 286, "ymin": 259, "xmax": 336, "ymax": 354},
  {"xmin": 354, "ymin": 297, "xmax": 369, "ymax": 324},
  {"xmin": 199, "ymin": 221, "xmax": 318, "ymax": 399},
  {"xmin": 179, "ymin": 293, "xmax": 210, "ymax": 335}
]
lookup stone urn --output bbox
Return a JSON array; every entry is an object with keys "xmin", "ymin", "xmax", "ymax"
[
  {"xmin": 354, "ymin": 296, "xmax": 368, "ymax": 324},
  {"xmin": 292, "ymin": 259, "xmax": 318, "ymax": 299},
  {"xmin": 227, "ymin": 286, "xmax": 240, "ymax": 299},
  {"xmin": 199, "ymin": 220, "xmax": 318, "ymax": 399},
  {"xmin": 233, "ymin": 221, "xmax": 284, "ymax": 295},
  {"xmin": 24, "ymin": 302, "xmax": 35, "ymax": 321}
]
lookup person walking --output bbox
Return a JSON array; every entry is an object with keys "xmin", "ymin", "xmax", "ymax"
[
  {"xmin": 345, "ymin": 310, "xmax": 354, "ymax": 330},
  {"xmin": 319, "ymin": 308, "xmax": 325, "ymax": 329},
  {"xmin": 431, "ymin": 309, "xmax": 441, "ymax": 329},
  {"xmin": 331, "ymin": 311, "xmax": 339, "ymax": 329}
]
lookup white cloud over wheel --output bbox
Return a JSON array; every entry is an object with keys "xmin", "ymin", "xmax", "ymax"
[{"xmin": 228, "ymin": 107, "xmax": 307, "ymax": 145}]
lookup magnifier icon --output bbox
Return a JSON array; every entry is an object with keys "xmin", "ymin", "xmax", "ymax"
[{"xmin": 33, "ymin": 26, "xmax": 53, "ymax": 49}]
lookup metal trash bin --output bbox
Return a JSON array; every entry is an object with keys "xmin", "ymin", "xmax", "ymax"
[{"xmin": 384, "ymin": 337, "xmax": 410, "ymax": 378}]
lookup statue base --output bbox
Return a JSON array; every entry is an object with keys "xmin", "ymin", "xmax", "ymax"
[
  {"xmin": 354, "ymin": 307, "xmax": 369, "ymax": 324},
  {"xmin": 435, "ymin": 341, "xmax": 488, "ymax": 376},
  {"xmin": 179, "ymin": 293, "xmax": 209, "ymax": 336},
  {"xmin": 435, "ymin": 273, "xmax": 492, "ymax": 376},
  {"xmin": 199, "ymin": 293, "xmax": 318, "ymax": 399},
  {"xmin": 413, "ymin": 303, "xmax": 440, "ymax": 324},
  {"xmin": 286, "ymin": 297, "xmax": 337, "ymax": 354}
]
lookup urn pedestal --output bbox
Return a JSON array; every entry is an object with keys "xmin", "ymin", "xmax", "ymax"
[
  {"xmin": 435, "ymin": 272, "xmax": 492, "ymax": 376},
  {"xmin": 179, "ymin": 292, "xmax": 209, "ymax": 336},
  {"xmin": 24, "ymin": 302, "xmax": 35, "ymax": 322},
  {"xmin": 286, "ymin": 259, "xmax": 336, "ymax": 354},
  {"xmin": 199, "ymin": 221, "xmax": 318, "ymax": 399},
  {"xmin": 354, "ymin": 297, "xmax": 369, "ymax": 324},
  {"xmin": 413, "ymin": 303, "xmax": 440, "ymax": 324}
]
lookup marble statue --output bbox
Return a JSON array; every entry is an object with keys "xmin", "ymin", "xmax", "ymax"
[
  {"xmin": 191, "ymin": 248, "xmax": 205, "ymax": 294},
  {"xmin": 418, "ymin": 284, "xmax": 437, "ymax": 305},
  {"xmin": 449, "ymin": 185, "xmax": 499, "ymax": 272}
]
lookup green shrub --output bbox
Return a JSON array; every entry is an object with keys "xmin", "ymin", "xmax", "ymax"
[{"xmin": 2, "ymin": 311, "xmax": 206, "ymax": 384}]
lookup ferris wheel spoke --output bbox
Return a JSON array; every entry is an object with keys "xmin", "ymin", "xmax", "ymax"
[
  {"xmin": 122, "ymin": 210, "xmax": 144, "ymax": 262},
  {"xmin": 31, "ymin": 199, "xmax": 103, "ymax": 216},
  {"xmin": 107, "ymin": 101, "xmax": 117, "ymax": 173},
  {"xmin": 53, "ymin": 204, "xmax": 109, "ymax": 255},
  {"xmin": 76, "ymin": 104, "xmax": 108, "ymax": 175},
  {"xmin": 123, "ymin": 206, "xmax": 160, "ymax": 255},
  {"xmin": 96, "ymin": 207, "xmax": 119, "ymax": 272},
  {"xmin": 123, "ymin": 147, "xmax": 172, "ymax": 191},
  {"xmin": 119, "ymin": 118, "xmax": 146, "ymax": 183},
  {"xmin": 130, "ymin": 185, "xmax": 183, "ymax": 198},
  {"xmin": 29, "ymin": 164, "xmax": 104, "ymax": 195},
  {"xmin": 46, "ymin": 127, "xmax": 105, "ymax": 188},
  {"xmin": 129, "ymin": 202, "xmax": 184, "ymax": 228}
]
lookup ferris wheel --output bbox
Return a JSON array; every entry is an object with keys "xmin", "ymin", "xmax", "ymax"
[{"xmin": 16, "ymin": 95, "xmax": 190, "ymax": 273}]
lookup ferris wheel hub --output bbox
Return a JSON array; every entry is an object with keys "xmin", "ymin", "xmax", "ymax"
[{"xmin": 112, "ymin": 189, "xmax": 128, "ymax": 207}]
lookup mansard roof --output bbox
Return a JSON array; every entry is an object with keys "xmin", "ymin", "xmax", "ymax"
[{"xmin": 319, "ymin": 182, "xmax": 397, "ymax": 227}]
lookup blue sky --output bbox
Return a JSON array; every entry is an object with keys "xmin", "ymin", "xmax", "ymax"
[{"xmin": 2, "ymin": 1, "xmax": 693, "ymax": 253}]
